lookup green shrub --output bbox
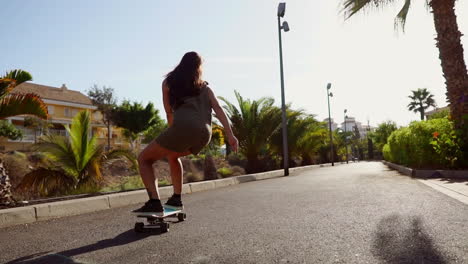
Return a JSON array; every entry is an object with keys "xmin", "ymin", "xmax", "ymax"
[
  {"xmin": 217, "ymin": 167, "xmax": 233, "ymax": 178},
  {"xmin": 383, "ymin": 117, "xmax": 462, "ymax": 168}
]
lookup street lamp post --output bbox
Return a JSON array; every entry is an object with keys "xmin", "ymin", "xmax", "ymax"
[
  {"xmin": 277, "ymin": 2, "xmax": 290, "ymax": 176},
  {"xmin": 344, "ymin": 109, "xmax": 348, "ymax": 164},
  {"xmin": 326, "ymin": 83, "xmax": 334, "ymax": 166}
]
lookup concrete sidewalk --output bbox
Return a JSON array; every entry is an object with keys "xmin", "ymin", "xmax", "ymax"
[{"xmin": 419, "ymin": 178, "xmax": 468, "ymax": 205}]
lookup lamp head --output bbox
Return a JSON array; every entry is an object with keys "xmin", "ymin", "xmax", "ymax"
[
  {"xmin": 327, "ymin": 83, "xmax": 331, "ymax": 89},
  {"xmin": 278, "ymin": 3, "xmax": 286, "ymax": 17},
  {"xmin": 282, "ymin": 21, "xmax": 290, "ymax": 32},
  {"xmin": 344, "ymin": 109, "xmax": 347, "ymax": 113},
  {"xmin": 329, "ymin": 92, "xmax": 333, "ymax": 97}
]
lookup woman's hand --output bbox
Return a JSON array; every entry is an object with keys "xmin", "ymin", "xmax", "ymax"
[{"xmin": 227, "ymin": 134, "xmax": 239, "ymax": 153}]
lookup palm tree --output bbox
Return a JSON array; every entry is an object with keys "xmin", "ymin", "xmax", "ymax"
[
  {"xmin": 219, "ymin": 91, "xmax": 282, "ymax": 173},
  {"xmin": 270, "ymin": 110, "xmax": 322, "ymax": 167},
  {"xmin": 18, "ymin": 110, "xmax": 136, "ymax": 196},
  {"xmin": 0, "ymin": 70, "xmax": 48, "ymax": 206},
  {"xmin": 407, "ymin": 88, "xmax": 437, "ymax": 120},
  {"xmin": 342, "ymin": 0, "xmax": 468, "ymax": 145}
]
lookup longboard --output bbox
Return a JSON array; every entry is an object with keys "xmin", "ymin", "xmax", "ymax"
[{"xmin": 134, "ymin": 206, "xmax": 186, "ymax": 233}]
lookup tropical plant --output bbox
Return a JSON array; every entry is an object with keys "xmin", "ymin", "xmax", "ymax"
[
  {"xmin": 427, "ymin": 107, "xmax": 450, "ymax": 120},
  {"xmin": 24, "ymin": 116, "xmax": 53, "ymax": 143},
  {"xmin": 219, "ymin": 91, "xmax": 282, "ymax": 173},
  {"xmin": 407, "ymin": 88, "xmax": 437, "ymax": 120},
  {"xmin": 270, "ymin": 110, "xmax": 322, "ymax": 167},
  {"xmin": 87, "ymin": 85, "xmax": 117, "ymax": 151},
  {"xmin": 18, "ymin": 111, "xmax": 136, "ymax": 196},
  {"xmin": 0, "ymin": 120, "xmax": 22, "ymax": 140},
  {"xmin": 142, "ymin": 119, "xmax": 167, "ymax": 144},
  {"xmin": 0, "ymin": 70, "xmax": 48, "ymax": 206},
  {"xmin": 370, "ymin": 121, "xmax": 398, "ymax": 153},
  {"xmin": 111, "ymin": 100, "xmax": 160, "ymax": 151},
  {"xmin": 299, "ymin": 126, "xmax": 329, "ymax": 165},
  {"xmin": 341, "ymin": 0, "xmax": 468, "ymax": 150},
  {"xmin": 383, "ymin": 117, "xmax": 464, "ymax": 168}
]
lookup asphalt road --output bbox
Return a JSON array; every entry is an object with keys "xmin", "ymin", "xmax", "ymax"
[{"xmin": 2, "ymin": 162, "xmax": 468, "ymax": 264}]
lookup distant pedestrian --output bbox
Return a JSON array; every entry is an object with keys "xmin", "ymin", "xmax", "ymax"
[{"xmin": 132, "ymin": 51, "xmax": 238, "ymax": 215}]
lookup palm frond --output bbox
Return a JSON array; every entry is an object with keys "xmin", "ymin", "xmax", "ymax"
[
  {"xmin": 104, "ymin": 148, "xmax": 138, "ymax": 170},
  {"xmin": 394, "ymin": 0, "xmax": 411, "ymax": 31},
  {"xmin": 0, "ymin": 93, "xmax": 48, "ymax": 119},
  {"xmin": 35, "ymin": 134, "xmax": 79, "ymax": 177},
  {"xmin": 0, "ymin": 70, "xmax": 33, "ymax": 98},
  {"xmin": 17, "ymin": 168, "xmax": 75, "ymax": 196}
]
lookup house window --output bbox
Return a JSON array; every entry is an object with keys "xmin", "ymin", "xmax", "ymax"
[
  {"xmin": 64, "ymin": 108, "xmax": 75, "ymax": 117},
  {"xmin": 47, "ymin": 105, "xmax": 55, "ymax": 115}
]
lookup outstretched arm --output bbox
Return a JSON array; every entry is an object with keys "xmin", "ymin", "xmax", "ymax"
[{"xmin": 207, "ymin": 87, "xmax": 238, "ymax": 152}]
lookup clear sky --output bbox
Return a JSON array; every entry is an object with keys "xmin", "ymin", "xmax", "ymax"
[{"xmin": 2, "ymin": 0, "xmax": 468, "ymax": 127}]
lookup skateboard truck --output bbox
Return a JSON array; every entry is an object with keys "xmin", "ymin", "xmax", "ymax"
[{"xmin": 134, "ymin": 207, "xmax": 186, "ymax": 233}]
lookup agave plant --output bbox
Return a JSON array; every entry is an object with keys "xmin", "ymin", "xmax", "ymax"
[
  {"xmin": 0, "ymin": 69, "xmax": 47, "ymax": 206},
  {"xmin": 18, "ymin": 110, "xmax": 136, "ymax": 196}
]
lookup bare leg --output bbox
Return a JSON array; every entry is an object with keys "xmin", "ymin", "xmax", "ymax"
[
  {"xmin": 137, "ymin": 141, "xmax": 170, "ymax": 200},
  {"xmin": 168, "ymin": 153, "xmax": 189, "ymax": 195},
  {"xmin": 168, "ymin": 157, "xmax": 183, "ymax": 194}
]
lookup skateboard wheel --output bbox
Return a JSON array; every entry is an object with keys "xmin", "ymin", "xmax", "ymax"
[
  {"xmin": 161, "ymin": 222, "xmax": 170, "ymax": 233},
  {"xmin": 134, "ymin": 222, "xmax": 145, "ymax": 233},
  {"xmin": 177, "ymin": 213, "xmax": 186, "ymax": 222}
]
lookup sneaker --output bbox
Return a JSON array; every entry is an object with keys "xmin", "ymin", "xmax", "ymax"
[
  {"xmin": 132, "ymin": 199, "xmax": 164, "ymax": 216},
  {"xmin": 165, "ymin": 195, "xmax": 184, "ymax": 210}
]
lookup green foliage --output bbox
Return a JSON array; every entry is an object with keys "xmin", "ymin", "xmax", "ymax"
[
  {"xmin": 270, "ymin": 110, "xmax": 322, "ymax": 166},
  {"xmin": 0, "ymin": 120, "xmax": 22, "ymax": 140},
  {"xmin": 217, "ymin": 167, "xmax": 233, "ymax": 178},
  {"xmin": 407, "ymin": 88, "xmax": 437, "ymax": 120},
  {"xmin": 0, "ymin": 70, "xmax": 48, "ymax": 121},
  {"xmin": 112, "ymin": 101, "xmax": 160, "ymax": 147},
  {"xmin": 370, "ymin": 121, "xmax": 398, "ymax": 152},
  {"xmin": 383, "ymin": 117, "xmax": 464, "ymax": 168},
  {"xmin": 0, "ymin": 69, "xmax": 32, "ymax": 98},
  {"xmin": 142, "ymin": 119, "xmax": 167, "ymax": 144},
  {"xmin": 219, "ymin": 91, "xmax": 282, "ymax": 173},
  {"xmin": 18, "ymin": 111, "xmax": 135, "ymax": 196},
  {"xmin": 87, "ymin": 85, "xmax": 117, "ymax": 150},
  {"xmin": 427, "ymin": 108, "xmax": 450, "ymax": 120}
]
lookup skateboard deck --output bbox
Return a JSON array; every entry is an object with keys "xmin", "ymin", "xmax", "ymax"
[
  {"xmin": 135, "ymin": 206, "xmax": 181, "ymax": 218},
  {"xmin": 134, "ymin": 206, "xmax": 186, "ymax": 233}
]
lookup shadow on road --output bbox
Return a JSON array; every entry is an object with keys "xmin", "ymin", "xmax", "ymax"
[
  {"xmin": 8, "ymin": 229, "xmax": 155, "ymax": 264},
  {"xmin": 372, "ymin": 214, "xmax": 448, "ymax": 264}
]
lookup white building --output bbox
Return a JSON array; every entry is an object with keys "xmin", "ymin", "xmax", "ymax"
[{"xmin": 340, "ymin": 117, "xmax": 374, "ymax": 139}]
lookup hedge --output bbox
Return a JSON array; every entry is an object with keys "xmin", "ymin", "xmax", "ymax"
[{"xmin": 383, "ymin": 118, "xmax": 463, "ymax": 169}]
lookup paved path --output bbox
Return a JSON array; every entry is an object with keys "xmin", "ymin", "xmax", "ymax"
[{"xmin": 2, "ymin": 162, "xmax": 468, "ymax": 264}]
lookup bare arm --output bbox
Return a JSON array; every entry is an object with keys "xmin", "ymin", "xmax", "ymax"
[
  {"xmin": 162, "ymin": 80, "xmax": 173, "ymax": 126},
  {"xmin": 207, "ymin": 87, "xmax": 238, "ymax": 152}
]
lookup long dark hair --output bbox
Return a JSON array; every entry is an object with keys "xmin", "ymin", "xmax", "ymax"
[{"xmin": 165, "ymin": 51, "xmax": 205, "ymax": 109}]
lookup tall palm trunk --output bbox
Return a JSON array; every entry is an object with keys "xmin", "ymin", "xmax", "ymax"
[
  {"xmin": 0, "ymin": 159, "xmax": 15, "ymax": 206},
  {"xmin": 431, "ymin": 0, "xmax": 468, "ymax": 129}
]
